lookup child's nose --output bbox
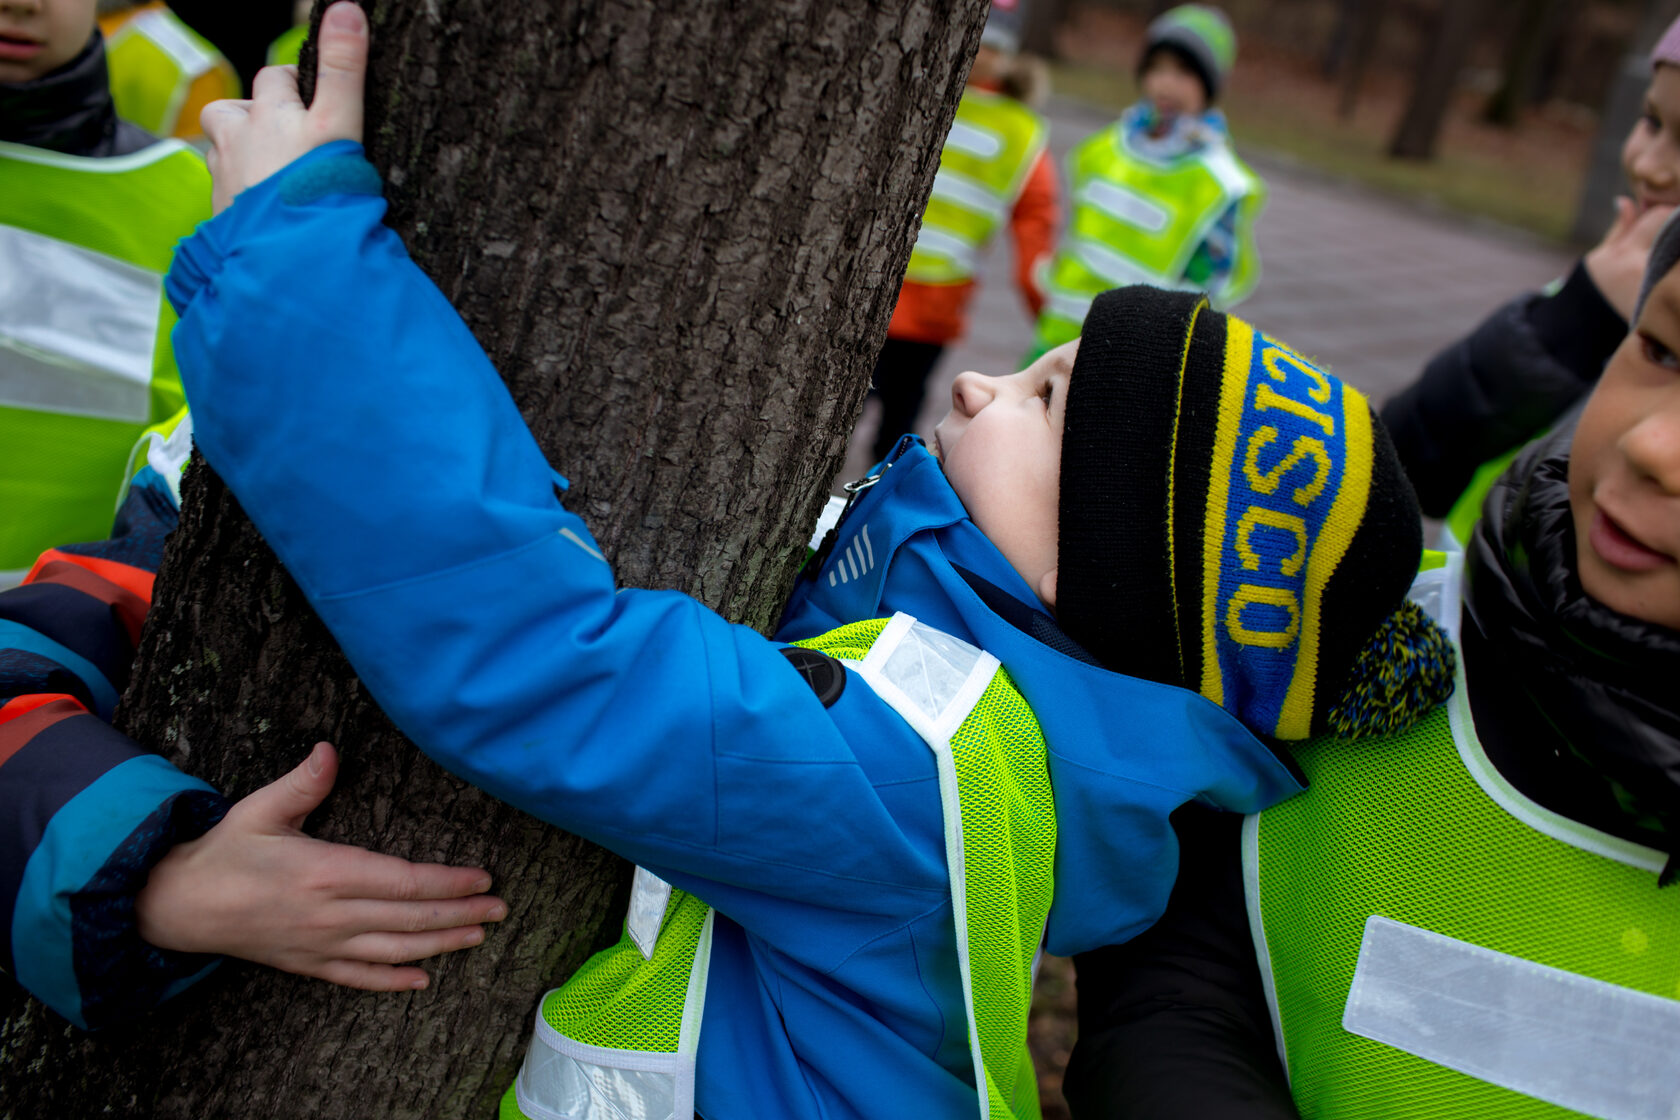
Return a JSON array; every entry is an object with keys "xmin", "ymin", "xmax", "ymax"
[
  {"xmin": 1636, "ymin": 135, "xmax": 1679, "ymax": 190},
  {"xmin": 950, "ymin": 370, "xmax": 993, "ymax": 416},
  {"xmin": 1622, "ymin": 403, "xmax": 1680, "ymax": 495}
]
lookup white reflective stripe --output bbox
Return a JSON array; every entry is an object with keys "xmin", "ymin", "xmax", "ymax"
[
  {"xmin": 559, "ymin": 527, "xmax": 605, "ymax": 562},
  {"xmin": 626, "ymin": 866, "xmax": 672, "ymax": 962},
  {"xmin": 856, "ymin": 614, "xmax": 993, "ymax": 743},
  {"xmin": 1042, "ymin": 290, "xmax": 1095, "ymax": 327},
  {"xmin": 515, "ymin": 1012, "xmax": 689, "ymax": 1120},
  {"xmin": 852, "ymin": 613, "xmax": 999, "ymax": 1120},
  {"xmin": 928, "ymin": 169, "xmax": 1008, "ymax": 218},
  {"xmin": 1197, "ymin": 142, "xmax": 1258, "ymax": 199},
  {"xmin": 0, "ymin": 226, "xmax": 159, "ymax": 422},
  {"xmin": 1240, "ymin": 810, "xmax": 1290, "ymax": 1079},
  {"xmin": 677, "ymin": 909, "xmax": 714, "ymax": 1061},
  {"xmin": 131, "ymin": 9, "xmax": 218, "ymax": 75},
  {"xmin": 910, "ymin": 226, "xmax": 979, "ymax": 273},
  {"xmin": 1344, "ymin": 916, "xmax": 1680, "ymax": 1120},
  {"xmin": 1403, "ymin": 560, "xmax": 1454, "ymax": 634},
  {"xmin": 515, "ymin": 912, "xmax": 711, "ymax": 1120},
  {"xmin": 945, "ymin": 120, "xmax": 1003, "ymax": 160},
  {"xmin": 146, "ymin": 411, "xmax": 193, "ymax": 504},
  {"xmin": 1080, "ymin": 178, "xmax": 1170, "ymax": 233},
  {"xmin": 1067, "ymin": 237, "xmax": 1174, "ymax": 289},
  {"xmin": 808, "ymin": 494, "xmax": 846, "ymax": 551},
  {"xmin": 0, "ymin": 137, "xmax": 197, "ymax": 173}
]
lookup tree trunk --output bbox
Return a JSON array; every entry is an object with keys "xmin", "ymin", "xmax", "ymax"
[
  {"xmin": 1335, "ymin": 0, "xmax": 1388, "ymax": 121},
  {"xmin": 0, "ymin": 0, "xmax": 983, "ymax": 1115},
  {"xmin": 1483, "ymin": 0, "xmax": 1566, "ymax": 127},
  {"xmin": 1389, "ymin": 0, "xmax": 1491, "ymax": 160}
]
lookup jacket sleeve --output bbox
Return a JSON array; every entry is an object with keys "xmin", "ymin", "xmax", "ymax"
[
  {"xmin": 1063, "ymin": 806, "xmax": 1298, "ymax": 1119},
  {"xmin": 1379, "ymin": 261, "xmax": 1625, "ymax": 516},
  {"xmin": 1009, "ymin": 149, "xmax": 1059, "ymax": 318},
  {"xmin": 167, "ymin": 143, "xmax": 946, "ymax": 941},
  {"xmin": 1, "ymin": 470, "xmax": 228, "ymax": 1029}
]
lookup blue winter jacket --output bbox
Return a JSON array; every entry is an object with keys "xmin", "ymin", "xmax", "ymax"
[{"xmin": 168, "ymin": 142, "xmax": 1304, "ymax": 1119}]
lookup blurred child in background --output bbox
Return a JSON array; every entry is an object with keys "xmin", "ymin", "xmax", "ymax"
[
  {"xmin": 1033, "ymin": 3, "xmax": 1264, "ymax": 352},
  {"xmin": 0, "ymin": 0, "xmax": 207, "ymax": 585},
  {"xmin": 96, "ymin": 0, "xmax": 237, "ymax": 144},
  {"xmin": 866, "ymin": 0, "xmax": 1059, "ymax": 463}
]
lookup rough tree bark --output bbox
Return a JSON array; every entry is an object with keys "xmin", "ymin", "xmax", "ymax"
[
  {"xmin": 1389, "ymin": 0, "xmax": 1493, "ymax": 160},
  {"xmin": 0, "ymin": 0, "xmax": 984, "ymax": 1114}
]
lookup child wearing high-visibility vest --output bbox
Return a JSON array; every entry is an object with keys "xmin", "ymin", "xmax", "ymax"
[
  {"xmin": 96, "ymin": 1, "xmax": 239, "ymax": 144},
  {"xmin": 165, "ymin": 10, "xmax": 1454, "ymax": 1117},
  {"xmin": 0, "ymin": 0, "xmax": 208, "ymax": 588},
  {"xmin": 1066, "ymin": 214, "xmax": 1680, "ymax": 1120},
  {"xmin": 1033, "ymin": 4, "xmax": 1264, "ymax": 353}
]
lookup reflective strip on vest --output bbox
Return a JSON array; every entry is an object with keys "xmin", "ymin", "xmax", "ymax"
[
  {"xmin": 1343, "ymin": 915, "xmax": 1680, "ymax": 1120},
  {"xmin": 906, "ymin": 90, "xmax": 1047, "ymax": 286},
  {"xmin": 105, "ymin": 7, "xmax": 220, "ymax": 137},
  {"xmin": 0, "ymin": 224, "xmax": 159, "ymax": 422},
  {"xmin": 513, "ymin": 908, "xmax": 714, "ymax": 1120},
  {"xmin": 0, "ymin": 139, "xmax": 205, "ymax": 574},
  {"xmin": 850, "ymin": 614, "xmax": 1008, "ymax": 1120},
  {"xmin": 508, "ymin": 613, "xmax": 1052, "ymax": 1120},
  {"xmin": 1035, "ymin": 125, "xmax": 1257, "ymax": 348},
  {"xmin": 1244, "ymin": 554, "xmax": 1680, "ymax": 1119}
]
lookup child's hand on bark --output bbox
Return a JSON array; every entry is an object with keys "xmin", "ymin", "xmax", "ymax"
[
  {"xmin": 199, "ymin": 0, "xmax": 368, "ymax": 215},
  {"xmin": 135, "ymin": 742, "xmax": 506, "ymax": 991}
]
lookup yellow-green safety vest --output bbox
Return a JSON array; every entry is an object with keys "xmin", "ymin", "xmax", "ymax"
[
  {"xmin": 1245, "ymin": 552, "xmax": 1680, "ymax": 1119},
  {"xmin": 0, "ymin": 138, "xmax": 208, "ymax": 586},
  {"xmin": 905, "ymin": 89, "xmax": 1048, "ymax": 287},
  {"xmin": 102, "ymin": 5, "xmax": 238, "ymax": 140},
  {"xmin": 267, "ymin": 23, "xmax": 308, "ymax": 68},
  {"xmin": 1035, "ymin": 123, "xmax": 1262, "ymax": 350},
  {"xmin": 502, "ymin": 612, "xmax": 1057, "ymax": 1120}
]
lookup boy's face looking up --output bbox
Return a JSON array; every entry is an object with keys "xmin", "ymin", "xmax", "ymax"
[
  {"xmin": 932, "ymin": 341, "xmax": 1075, "ymax": 611},
  {"xmin": 1139, "ymin": 47, "xmax": 1209, "ymax": 123},
  {"xmin": 1623, "ymin": 65, "xmax": 1680, "ymax": 213},
  {"xmin": 0, "ymin": 0, "xmax": 96, "ymax": 84},
  {"xmin": 1569, "ymin": 264, "xmax": 1680, "ymax": 630}
]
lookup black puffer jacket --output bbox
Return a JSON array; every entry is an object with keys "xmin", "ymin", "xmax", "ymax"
[
  {"xmin": 1064, "ymin": 424, "xmax": 1680, "ymax": 1118},
  {"xmin": 0, "ymin": 32, "xmax": 155, "ymax": 157},
  {"xmin": 1380, "ymin": 264, "xmax": 1624, "ymax": 516}
]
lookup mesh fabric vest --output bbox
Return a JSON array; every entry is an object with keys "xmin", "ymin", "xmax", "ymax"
[
  {"xmin": 503, "ymin": 613, "xmax": 1056, "ymax": 1120},
  {"xmin": 1245, "ymin": 555, "xmax": 1680, "ymax": 1119},
  {"xmin": 1036, "ymin": 123, "xmax": 1261, "ymax": 348},
  {"xmin": 904, "ymin": 89, "xmax": 1047, "ymax": 287},
  {"xmin": 0, "ymin": 139, "xmax": 207, "ymax": 585}
]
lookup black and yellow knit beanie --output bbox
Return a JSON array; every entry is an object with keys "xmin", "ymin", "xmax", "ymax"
[{"xmin": 1057, "ymin": 286, "xmax": 1453, "ymax": 740}]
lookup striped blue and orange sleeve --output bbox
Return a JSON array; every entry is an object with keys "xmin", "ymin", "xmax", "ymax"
[{"xmin": 1, "ymin": 450, "xmax": 229, "ymax": 1029}]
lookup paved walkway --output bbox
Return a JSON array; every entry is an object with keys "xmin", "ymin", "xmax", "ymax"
[{"xmin": 843, "ymin": 95, "xmax": 1575, "ymax": 479}]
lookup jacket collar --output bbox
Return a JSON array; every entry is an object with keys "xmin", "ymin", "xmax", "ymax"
[
  {"xmin": 0, "ymin": 32, "xmax": 150, "ymax": 157},
  {"xmin": 1467, "ymin": 422, "xmax": 1680, "ymax": 880},
  {"xmin": 779, "ymin": 440, "xmax": 1305, "ymax": 951}
]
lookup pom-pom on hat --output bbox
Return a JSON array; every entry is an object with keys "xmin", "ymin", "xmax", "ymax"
[
  {"xmin": 1056, "ymin": 286, "xmax": 1453, "ymax": 741},
  {"xmin": 1140, "ymin": 4, "xmax": 1237, "ymax": 103}
]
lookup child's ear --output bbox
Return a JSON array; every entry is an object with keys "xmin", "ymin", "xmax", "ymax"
[{"xmin": 1038, "ymin": 568, "xmax": 1057, "ymax": 613}]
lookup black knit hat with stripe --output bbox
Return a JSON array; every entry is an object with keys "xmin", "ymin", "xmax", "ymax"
[{"xmin": 1057, "ymin": 286, "xmax": 1453, "ymax": 740}]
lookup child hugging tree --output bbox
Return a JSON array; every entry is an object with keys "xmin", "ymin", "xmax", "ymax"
[{"xmin": 169, "ymin": 7, "xmax": 1452, "ymax": 1118}]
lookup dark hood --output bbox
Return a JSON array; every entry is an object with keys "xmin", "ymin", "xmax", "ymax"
[
  {"xmin": 0, "ymin": 31, "xmax": 154, "ymax": 156},
  {"xmin": 1465, "ymin": 420, "xmax": 1680, "ymax": 881}
]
